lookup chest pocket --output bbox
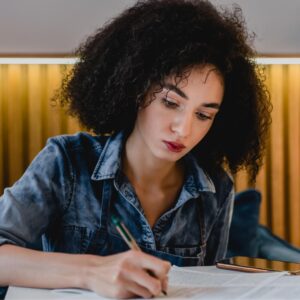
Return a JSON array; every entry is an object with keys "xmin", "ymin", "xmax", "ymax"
[{"xmin": 147, "ymin": 198, "xmax": 207, "ymax": 266}]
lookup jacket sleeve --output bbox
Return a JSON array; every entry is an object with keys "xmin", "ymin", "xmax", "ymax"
[{"xmin": 0, "ymin": 138, "xmax": 73, "ymax": 247}]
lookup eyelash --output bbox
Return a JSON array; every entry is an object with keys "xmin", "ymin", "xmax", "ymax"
[
  {"xmin": 161, "ymin": 98, "xmax": 179, "ymax": 109},
  {"xmin": 196, "ymin": 113, "xmax": 212, "ymax": 121},
  {"xmin": 161, "ymin": 98, "xmax": 212, "ymax": 121}
]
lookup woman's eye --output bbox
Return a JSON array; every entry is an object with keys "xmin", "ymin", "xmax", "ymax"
[
  {"xmin": 161, "ymin": 98, "xmax": 179, "ymax": 109},
  {"xmin": 196, "ymin": 112, "xmax": 212, "ymax": 121}
]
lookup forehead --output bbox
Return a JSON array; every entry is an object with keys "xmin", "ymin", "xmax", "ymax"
[
  {"xmin": 161, "ymin": 64, "xmax": 224, "ymax": 104},
  {"xmin": 144, "ymin": 64, "xmax": 224, "ymax": 105},
  {"xmin": 166, "ymin": 64, "xmax": 224, "ymax": 88}
]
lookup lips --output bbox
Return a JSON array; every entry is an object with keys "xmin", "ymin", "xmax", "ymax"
[{"xmin": 163, "ymin": 141, "xmax": 186, "ymax": 153}]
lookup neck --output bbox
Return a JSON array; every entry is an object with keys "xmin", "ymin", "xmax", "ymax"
[{"xmin": 122, "ymin": 133, "xmax": 183, "ymax": 189}]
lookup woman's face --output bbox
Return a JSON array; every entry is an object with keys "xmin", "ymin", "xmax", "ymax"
[{"xmin": 132, "ymin": 64, "xmax": 224, "ymax": 162}]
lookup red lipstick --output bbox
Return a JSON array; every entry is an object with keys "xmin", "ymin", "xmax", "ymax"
[{"xmin": 163, "ymin": 141, "xmax": 186, "ymax": 153}]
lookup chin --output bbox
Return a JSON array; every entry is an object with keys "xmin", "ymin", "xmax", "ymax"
[
  {"xmin": 150, "ymin": 144, "xmax": 188, "ymax": 161},
  {"xmin": 157, "ymin": 151, "xmax": 186, "ymax": 162}
]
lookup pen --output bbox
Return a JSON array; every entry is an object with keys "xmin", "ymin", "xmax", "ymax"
[{"xmin": 111, "ymin": 214, "xmax": 167, "ymax": 296}]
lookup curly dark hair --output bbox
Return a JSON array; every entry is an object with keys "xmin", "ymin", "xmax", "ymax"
[{"xmin": 59, "ymin": 0, "xmax": 272, "ymax": 181}]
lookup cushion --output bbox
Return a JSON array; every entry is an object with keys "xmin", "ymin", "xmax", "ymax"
[{"xmin": 257, "ymin": 225, "xmax": 300, "ymax": 262}]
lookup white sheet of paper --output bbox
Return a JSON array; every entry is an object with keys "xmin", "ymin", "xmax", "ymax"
[{"xmin": 6, "ymin": 266, "xmax": 300, "ymax": 300}]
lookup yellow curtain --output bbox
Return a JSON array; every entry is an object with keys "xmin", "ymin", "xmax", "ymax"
[
  {"xmin": 235, "ymin": 65, "xmax": 300, "ymax": 247},
  {"xmin": 0, "ymin": 64, "xmax": 81, "ymax": 192},
  {"xmin": 0, "ymin": 63, "xmax": 300, "ymax": 247}
]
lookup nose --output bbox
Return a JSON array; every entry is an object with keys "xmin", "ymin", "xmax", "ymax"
[{"xmin": 171, "ymin": 111, "xmax": 193, "ymax": 138}]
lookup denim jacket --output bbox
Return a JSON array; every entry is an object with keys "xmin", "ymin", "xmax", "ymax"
[{"xmin": 0, "ymin": 131, "xmax": 234, "ymax": 267}]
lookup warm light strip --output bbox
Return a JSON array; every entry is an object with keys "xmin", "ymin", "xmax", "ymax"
[
  {"xmin": 0, "ymin": 57, "xmax": 300, "ymax": 65},
  {"xmin": 255, "ymin": 57, "xmax": 300, "ymax": 65},
  {"xmin": 0, "ymin": 57, "xmax": 78, "ymax": 64}
]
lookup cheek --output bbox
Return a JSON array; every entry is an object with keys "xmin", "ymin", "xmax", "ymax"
[
  {"xmin": 191, "ymin": 123, "xmax": 212, "ymax": 145},
  {"xmin": 137, "ymin": 106, "xmax": 164, "ymax": 134},
  {"xmin": 137, "ymin": 108, "xmax": 153, "ymax": 127},
  {"xmin": 147, "ymin": 108, "xmax": 170, "ymax": 130}
]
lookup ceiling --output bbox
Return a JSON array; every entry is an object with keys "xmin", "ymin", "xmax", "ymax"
[{"xmin": 0, "ymin": 0, "xmax": 299, "ymax": 55}]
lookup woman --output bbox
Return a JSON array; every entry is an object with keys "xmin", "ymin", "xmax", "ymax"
[{"xmin": 0, "ymin": 0, "xmax": 271, "ymax": 298}]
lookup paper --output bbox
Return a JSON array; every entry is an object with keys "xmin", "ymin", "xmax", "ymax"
[
  {"xmin": 244, "ymin": 275, "xmax": 300, "ymax": 299},
  {"xmin": 6, "ymin": 266, "xmax": 300, "ymax": 299},
  {"xmin": 165, "ymin": 266, "xmax": 287, "ymax": 299}
]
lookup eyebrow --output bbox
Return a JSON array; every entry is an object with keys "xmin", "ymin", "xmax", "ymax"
[
  {"xmin": 202, "ymin": 103, "xmax": 221, "ymax": 110},
  {"xmin": 163, "ymin": 83, "xmax": 188, "ymax": 99},
  {"xmin": 163, "ymin": 83, "xmax": 221, "ymax": 110}
]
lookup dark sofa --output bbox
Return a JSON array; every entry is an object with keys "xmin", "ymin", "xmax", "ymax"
[{"xmin": 227, "ymin": 189, "xmax": 300, "ymax": 262}]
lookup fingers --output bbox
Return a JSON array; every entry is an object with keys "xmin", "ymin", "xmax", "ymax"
[
  {"xmin": 125, "ymin": 250, "xmax": 171, "ymax": 296},
  {"xmin": 162, "ymin": 276, "xmax": 169, "ymax": 294},
  {"xmin": 133, "ymin": 250, "xmax": 171, "ymax": 279},
  {"xmin": 121, "ymin": 276, "xmax": 156, "ymax": 299},
  {"xmin": 89, "ymin": 250, "xmax": 171, "ymax": 298},
  {"xmin": 124, "ymin": 263, "xmax": 163, "ymax": 297}
]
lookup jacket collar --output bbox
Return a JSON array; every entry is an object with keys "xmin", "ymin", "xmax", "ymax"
[
  {"xmin": 91, "ymin": 131, "xmax": 216, "ymax": 194},
  {"xmin": 91, "ymin": 131, "xmax": 124, "ymax": 181}
]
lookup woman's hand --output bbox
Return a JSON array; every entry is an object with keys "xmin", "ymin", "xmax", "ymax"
[
  {"xmin": 84, "ymin": 250, "xmax": 171, "ymax": 299},
  {"xmin": 0, "ymin": 245, "xmax": 170, "ymax": 298}
]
